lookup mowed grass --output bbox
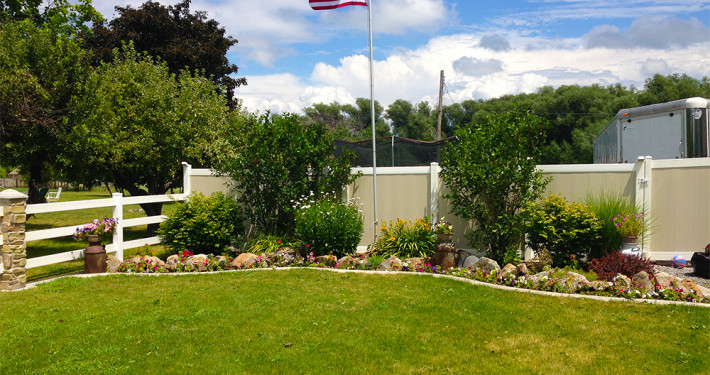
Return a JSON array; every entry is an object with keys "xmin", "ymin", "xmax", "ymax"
[
  {"xmin": 0, "ymin": 188, "xmax": 178, "ymax": 281},
  {"xmin": 1, "ymin": 269, "xmax": 709, "ymax": 374}
]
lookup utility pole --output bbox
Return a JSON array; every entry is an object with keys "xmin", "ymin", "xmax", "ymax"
[{"xmin": 437, "ymin": 70, "xmax": 444, "ymax": 140}]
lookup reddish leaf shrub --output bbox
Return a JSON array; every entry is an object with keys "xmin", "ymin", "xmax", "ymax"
[{"xmin": 588, "ymin": 252, "xmax": 654, "ymax": 281}]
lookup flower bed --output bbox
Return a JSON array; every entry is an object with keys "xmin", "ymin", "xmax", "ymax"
[{"xmin": 109, "ymin": 250, "xmax": 709, "ymax": 305}]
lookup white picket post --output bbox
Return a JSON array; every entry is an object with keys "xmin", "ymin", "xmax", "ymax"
[
  {"xmin": 112, "ymin": 192, "xmax": 124, "ymax": 261},
  {"xmin": 182, "ymin": 161, "xmax": 192, "ymax": 195}
]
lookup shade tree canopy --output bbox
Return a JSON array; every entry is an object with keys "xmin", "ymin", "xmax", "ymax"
[{"xmin": 83, "ymin": 0, "xmax": 245, "ymax": 108}]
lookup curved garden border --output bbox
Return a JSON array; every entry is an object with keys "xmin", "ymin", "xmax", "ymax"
[{"xmin": 10, "ymin": 267, "xmax": 710, "ymax": 309}]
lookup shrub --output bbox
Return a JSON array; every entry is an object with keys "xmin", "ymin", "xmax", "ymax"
[
  {"xmin": 527, "ymin": 249, "xmax": 553, "ymax": 274},
  {"xmin": 588, "ymin": 252, "xmax": 654, "ymax": 281},
  {"xmin": 293, "ymin": 195, "xmax": 364, "ymax": 257},
  {"xmin": 441, "ymin": 110, "xmax": 549, "ymax": 264},
  {"xmin": 370, "ymin": 217, "xmax": 437, "ymax": 259},
  {"xmin": 245, "ymin": 234, "xmax": 301, "ymax": 254},
  {"xmin": 158, "ymin": 192, "xmax": 244, "ymax": 255},
  {"xmin": 525, "ymin": 194, "xmax": 602, "ymax": 268},
  {"xmin": 210, "ymin": 112, "xmax": 359, "ymax": 234}
]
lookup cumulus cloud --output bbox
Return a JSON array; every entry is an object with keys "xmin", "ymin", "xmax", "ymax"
[
  {"xmin": 584, "ymin": 15, "xmax": 710, "ymax": 49},
  {"xmin": 478, "ymin": 34, "xmax": 511, "ymax": 52},
  {"xmin": 640, "ymin": 59, "xmax": 672, "ymax": 77},
  {"xmin": 452, "ymin": 57, "xmax": 503, "ymax": 77}
]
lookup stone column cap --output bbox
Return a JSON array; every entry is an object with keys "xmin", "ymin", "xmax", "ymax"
[{"xmin": 0, "ymin": 189, "xmax": 28, "ymax": 200}]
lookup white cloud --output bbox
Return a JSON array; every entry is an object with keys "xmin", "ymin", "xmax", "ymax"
[
  {"xmin": 584, "ymin": 16, "xmax": 710, "ymax": 49},
  {"xmin": 238, "ymin": 29, "xmax": 710, "ymax": 114}
]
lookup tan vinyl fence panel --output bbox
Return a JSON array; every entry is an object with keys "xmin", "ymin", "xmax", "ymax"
[
  {"xmin": 649, "ymin": 159, "xmax": 710, "ymax": 259},
  {"xmin": 189, "ymin": 157, "xmax": 707, "ymax": 260}
]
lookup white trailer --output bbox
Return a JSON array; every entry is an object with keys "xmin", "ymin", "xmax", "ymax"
[{"xmin": 593, "ymin": 97, "xmax": 710, "ymax": 163}]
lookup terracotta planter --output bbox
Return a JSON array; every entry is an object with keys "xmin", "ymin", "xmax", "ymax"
[{"xmin": 84, "ymin": 235, "xmax": 107, "ymax": 274}]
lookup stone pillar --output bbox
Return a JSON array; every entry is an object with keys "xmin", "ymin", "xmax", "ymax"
[{"xmin": 0, "ymin": 189, "xmax": 28, "ymax": 290}]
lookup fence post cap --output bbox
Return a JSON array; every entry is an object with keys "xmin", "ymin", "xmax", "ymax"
[{"xmin": 0, "ymin": 189, "xmax": 28, "ymax": 200}]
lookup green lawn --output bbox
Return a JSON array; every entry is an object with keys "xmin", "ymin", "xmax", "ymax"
[
  {"xmin": 0, "ymin": 188, "xmax": 177, "ymax": 281},
  {"xmin": 1, "ymin": 269, "xmax": 708, "ymax": 374}
]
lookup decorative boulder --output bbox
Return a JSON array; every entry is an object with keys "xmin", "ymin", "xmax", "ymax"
[
  {"xmin": 231, "ymin": 253, "xmax": 259, "ymax": 269},
  {"xmin": 405, "ymin": 258, "xmax": 425, "ymax": 270},
  {"xmin": 377, "ymin": 256, "xmax": 402, "ymax": 271},
  {"xmin": 526, "ymin": 271, "xmax": 552, "ymax": 287},
  {"xmin": 462, "ymin": 255, "xmax": 480, "ymax": 270},
  {"xmin": 500, "ymin": 263, "xmax": 517, "ymax": 279},
  {"xmin": 148, "ymin": 256, "xmax": 165, "ymax": 268},
  {"xmin": 474, "ymin": 257, "xmax": 501, "ymax": 274},
  {"xmin": 214, "ymin": 256, "xmax": 228, "ymax": 269},
  {"xmin": 107, "ymin": 255, "xmax": 122, "ymax": 273},
  {"xmin": 615, "ymin": 274, "xmax": 632, "ymax": 288},
  {"xmin": 681, "ymin": 278, "xmax": 704, "ymax": 298},
  {"xmin": 275, "ymin": 248, "xmax": 299, "ymax": 264},
  {"xmin": 165, "ymin": 254, "xmax": 179, "ymax": 271},
  {"xmin": 653, "ymin": 272, "xmax": 679, "ymax": 290},
  {"xmin": 515, "ymin": 263, "xmax": 529, "ymax": 277},
  {"xmin": 455, "ymin": 251, "xmax": 469, "ymax": 268},
  {"xmin": 561, "ymin": 272, "xmax": 590, "ymax": 293},
  {"xmin": 590, "ymin": 280, "xmax": 612, "ymax": 291},
  {"xmin": 632, "ymin": 271, "xmax": 654, "ymax": 294}
]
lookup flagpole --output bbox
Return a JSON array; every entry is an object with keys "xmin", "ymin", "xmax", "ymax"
[{"xmin": 367, "ymin": 0, "xmax": 378, "ymax": 242}]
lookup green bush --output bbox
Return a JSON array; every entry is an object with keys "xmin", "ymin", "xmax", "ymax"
[
  {"xmin": 210, "ymin": 112, "xmax": 359, "ymax": 234},
  {"xmin": 370, "ymin": 217, "xmax": 437, "ymax": 259},
  {"xmin": 158, "ymin": 192, "xmax": 244, "ymax": 255},
  {"xmin": 441, "ymin": 110, "xmax": 549, "ymax": 264},
  {"xmin": 525, "ymin": 194, "xmax": 602, "ymax": 267},
  {"xmin": 294, "ymin": 195, "xmax": 363, "ymax": 257}
]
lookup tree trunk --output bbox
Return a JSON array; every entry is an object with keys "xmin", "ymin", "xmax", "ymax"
[
  {"xmin": 27, "ymin": 162, "xmax": 46, "ymax": 204},
  {"xmin": 139, "ymin": 202, "xmax": 164, "ymax": 237}
]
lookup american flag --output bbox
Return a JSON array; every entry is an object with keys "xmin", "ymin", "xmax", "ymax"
[{"xmin": 309, "ymin": 0, "xmax": 368, "ymax": 11}]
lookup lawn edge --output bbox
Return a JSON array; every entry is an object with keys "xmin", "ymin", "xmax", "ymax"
[{"xmin": 6, "ymin": 267, "xmax": 709, "ymax": 308}]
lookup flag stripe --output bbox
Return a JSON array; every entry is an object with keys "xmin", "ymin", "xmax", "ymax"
[{"xmin": 309, "ymin": 0, "xmax": 368, "ymax": 10}]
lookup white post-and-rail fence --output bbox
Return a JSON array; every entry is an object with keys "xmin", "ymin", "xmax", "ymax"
[{"xmin": 0, "ymin": 162, "xmax": 192, "ymax": 274}]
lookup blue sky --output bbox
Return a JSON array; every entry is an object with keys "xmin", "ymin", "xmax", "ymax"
[{"xmin": 94, "ymin": 1, "xmax": 710, "ymax": 113}]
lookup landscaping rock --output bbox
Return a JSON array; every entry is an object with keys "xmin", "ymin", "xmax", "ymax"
[
  {"xmin": 500, "ymin": 263, "xmax": 517, "ymax": 279},
  {"xmin": 165, "ymin": 254, "xmax": 179, "ymax": 271},
  {"xmin": 231, "ymin": 253, "xmax": 259, "ymax": 269},
  {"xmin": 697, "ymin": 285, "xmax": 710, "ymax": 298},
  {"xmin": 681, "ymin": 278, "xmax": 704, "ymax": 298},
  {"xmin": 405, "ymin": 257, "xmax": 425, "ymax": 269},
  {"xmin": 473, "ymin": 257, "xmax": 501, "ymax": 274},
  {"xmin": 462, "ymin": 255, "xmax": 479, "ymax": 269},
  {"xmin": 148, "ymin": 256, "xmax": 165, "ymax": 268},
  {"xmin": 590, "ymin": 280, "xmax": 612, "ymax": 291},
  {"xmin": 615, "ymin": 274, "xmax": 631, "ymax": 288},
  {"xmin": 214, "ymin": 256, "xmax": 228, "ymax": 268},
  {"xmin": 107, "ymin": 255, "xmax": 121, "ymax": 273},
  {"xmin": 562, "ymin": 272, "xmax": 590, "ymax": 292},
  {"xmin": 632, "ymin": 271, "xmax": 654, "ymax": 294},
  {"xmin": 456, "ymin": 251, "xmax": 469, "ymax": 267},
  {"xmin": 526, "ymin": 271, "xmax": 552, "ymax": 287},
  {"xmin": 275, "ymin": 248, "xmax": 299, "ymax": 264},
  {"xmin": 315, "ymin": 254, "xmax": 337, "ymax": 267},
  {"xmin": 377, "ymin": 256, "xmax": 403, "ymax": 271},
  {"xmin": 515, "ymin": 263, "xmax": 529, "ymax": 277},
  {"xmin": 653, "ymin": 272, "xmax": 679, "ymax": 290}
]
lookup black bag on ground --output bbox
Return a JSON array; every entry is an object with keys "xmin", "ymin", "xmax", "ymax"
[{"xmin": 691, "ymin": 252, "xmax": 710, "ymax": 278}]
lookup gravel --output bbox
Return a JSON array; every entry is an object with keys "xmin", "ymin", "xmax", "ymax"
[{"xmin": 654, "ymin": 264, "xmax": 710, "ymax": 289}]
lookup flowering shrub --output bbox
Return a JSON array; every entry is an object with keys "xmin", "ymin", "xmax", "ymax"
[
  {"xmin": 588, "ymin": 252, "xmax": 654, "ymax": 281},
  {"xmin": 73, "ymin": 218, "xmax": 118, "ymax": 241},
  {"xmin": 293, "ymin": 193, "xmax": 364, "ymax": 257},
  {"xmin": 613, "ymin": 212, "xmax": 645, "ymax": 237},
  {"xmin": 370, "ymin": 217, "xmax": 437, "ymax": 258},
  {"xmin": 525, "ymin": 194, "xmax": 602, "ymax": 268},
  {"xmin": 433, "ymin": 218, "xmax": 453, "ymax": 235}
]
